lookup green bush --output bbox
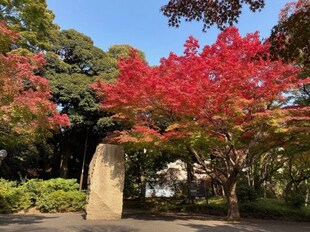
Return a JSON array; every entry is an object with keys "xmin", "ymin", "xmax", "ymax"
[
  {"xmin": 237, "ymin": 184, "xmax": 258, "ymax": 202},
  {"xmin": 37, "ymin": 190, "xmax": 86, "ymax": 213},
  {"xmin": 285, "ymin": 193, "xmax": 305, "ymax": 209},
  {"xmin": 0, "ymin": 178, "xmax": 86, "ymax": 213},
  {"xmin": 25, "ymin": 178, "xmax": 79, "ymax": 196},
  {"xmin": 0, "ymin": 179, "xmax": 32, "ymax": 213}
]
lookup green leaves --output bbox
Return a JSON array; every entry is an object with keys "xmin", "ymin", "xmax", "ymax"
[
  {"xmin": 0, "ymin": 178, "xmax": 86, "ymax": 213},
  {"xmin": 0, "ymin": 0, "xmax": 58, "ymax": 51}
]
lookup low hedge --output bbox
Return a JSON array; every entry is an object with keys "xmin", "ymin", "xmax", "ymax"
[{"xmin": 0, "ymin": 178, "xmax": 86, "ymax": 213}]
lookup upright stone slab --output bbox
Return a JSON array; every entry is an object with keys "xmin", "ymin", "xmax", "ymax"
[{"xmin": 86, "ymin": 144, "xmax": 125, "ymax": 220}]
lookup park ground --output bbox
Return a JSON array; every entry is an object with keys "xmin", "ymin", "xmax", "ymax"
[{"xmin": 1, "ymin": 210, "xmax": 310, "ymax": 232}]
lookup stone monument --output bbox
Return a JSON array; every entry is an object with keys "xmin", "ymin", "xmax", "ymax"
[{"xmin": 86, "ymin": 144, "xmax": 125, "ymax": 220}]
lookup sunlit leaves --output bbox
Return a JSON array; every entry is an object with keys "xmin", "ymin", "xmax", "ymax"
[
  {"xmin": 0, "ymin": 23, "xmax": 69, "ymax": 146},
  {"xmin": 94, "ymin": 27, "xmax": 308, "ymax": 152}
]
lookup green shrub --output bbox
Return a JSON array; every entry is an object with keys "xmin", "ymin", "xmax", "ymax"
[
  {"xmin": 25, "ymin": 178, "xmax": 79, "ymax": 196},
  {"xmin": 285, "ymin": 193, "xmax": 305, "ymax": 209},
  {"xmin": 0, "ymin": 179, "xmax": 32, "ymax": 213},
  {"xmin": 0, "ymin": 178, "xmax": 86, "ymax": 213},
  {"xmin": 25, "ymin": 178, "xmax": 85, "ymax": 213},
  {"xmin": 37, "ymin": 190, "xmax": 86, "ymax": 213},
  {"xmin": 237, "ymin": 184, "xmax": 258, "ymax": 202},
  {"xmin": 240, "ymin": 198, "xmax": 310, "ymax": 221}
]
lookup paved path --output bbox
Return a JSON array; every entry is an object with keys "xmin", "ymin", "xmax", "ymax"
[{"xmin": 0, "ymin": 211, "xmax": 310, "ymax": 232}]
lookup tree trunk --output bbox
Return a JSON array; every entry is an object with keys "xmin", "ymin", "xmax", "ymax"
[
  {"xmin": 60, "ymin": 142, "xmax": 70, "ymax": 178},
  {"xmin": 305, "ymin": 179, "xmax": 309, "ymax": 207},
  {"xmin": 138, "ymin": 155, "xmax": 146, "ymax": 203},
  {"xmin": 211, "ymin": 177, "xmax": 215, "ymax": 196},
  {"xmin": 224, "ymin": 180, "xmax": 240, "ymax": 221},
  {"xmin": 139, "ymin": 174, "xmax": 146, "ymax": 203},
  {"xmin": 186, "ymin": 162, "xmax": 194, "ymax": 204}
]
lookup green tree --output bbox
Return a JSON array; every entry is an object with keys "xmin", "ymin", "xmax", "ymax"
[
  {"xmin": 0, "ymin": 0, "xmax": 58, "ymax": 51},
  {"xmin": 108, "ymin": 44, "xmax": 146, "ymax": 61},
  {"xmin": 270, "ymin": 0, "xmax": 309, "ymax": 67},
  {"xmin": 48, "ymin": 30, "xmax": 116, "ymax": 78},
  {"xmin": 269, "ymin": 0, "xmax": 309, "ymax": 107},
  {"xmin": 45, "ymin": 29, "xmax": 146, "ymax": 179}
]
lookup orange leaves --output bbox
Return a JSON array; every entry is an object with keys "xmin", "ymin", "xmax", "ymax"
[
  {"xmin": 112, "ymin": 126, "xmax": 162, "ymax": 144},
  {"xmin": 0, "ymin": 52, "xmax": 70, "ymax": 136}
]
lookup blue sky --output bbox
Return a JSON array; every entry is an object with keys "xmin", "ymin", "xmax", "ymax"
[{"xmin": 46, "ymin": 0, "xmax": 291, "ymax": 66}]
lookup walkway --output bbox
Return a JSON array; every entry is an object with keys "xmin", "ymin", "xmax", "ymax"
[{"xmin": 0, "ymin": 210, "xmax": 309, "ymax": 232}]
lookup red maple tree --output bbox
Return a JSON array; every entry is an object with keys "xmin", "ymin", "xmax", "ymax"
[
  {"xmin": 93, "ymin": 27, "xmax": 309, "ymax": 220},
  {"xmin": 0, "ymin": 22, "xmax": 69, "ymax": 146}
]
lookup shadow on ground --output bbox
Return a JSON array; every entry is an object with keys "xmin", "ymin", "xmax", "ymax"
[
  {"xmin": 123, "ymin": 209, "xmax": 225, "ymax": 221},
  {"xmin": 69, "ymin": 225, "xmax": 138, "ymax": 232},
  {"xmin": 0, "ymin": 214, "xmax": 58, "ymax": 226},
  {"xmin": 1, "ymin": 211, "xmax": 310, "ymax": 232},
  {"xmin": 8, "ymin": 225, "xmax": 137, "ymax": 232},
  {"xmin": 181, "ymin": 223, "xmax": 268, "ymax": 232},
  {"xmin": 181, "ymin": 222, "xmax": 310, "ymax": 232}
]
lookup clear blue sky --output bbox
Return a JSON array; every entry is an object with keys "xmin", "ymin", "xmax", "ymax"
[{"xmin": 46, "ymin": 0, "xmax": 291, "ymax": 66}]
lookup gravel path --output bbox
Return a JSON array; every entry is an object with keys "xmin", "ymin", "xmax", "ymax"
[{"xmin": 0, "ymin": 211, "xmax": 309, "ymax": 232}]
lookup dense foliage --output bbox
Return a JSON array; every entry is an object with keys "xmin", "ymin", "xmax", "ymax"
[
  {"xmin": 270, "ymin": 0, "xmax": 309, "ymax": 66},
  {"xmin": 0, "ymin": 22, "xmax": 69, "ymax": 148},
  {"xmin": 94, "ymin": 27, "xmax": 310, "ymax": 220},
  {"xmin": 0, "ymin": 178, "xmax": 86, "ymax": 213},
  {"xmin": 0, "ymin": 0, "xmax": 309, "ymax": 222},
  {"xmin": 0, "ymin": 0, "xmax": 57, "ymax": 50},
  {"xmin": 161, "ymin": 0, "xmax": 265, "ymax": 31},
  {"xmin": 44, "ymin": 28, "xmax": 146, "ymax": 178}
]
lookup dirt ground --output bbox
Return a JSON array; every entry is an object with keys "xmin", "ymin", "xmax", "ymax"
[{"xmin": 0, "ymin": 210, "xmax": 310, "ymax": 232}]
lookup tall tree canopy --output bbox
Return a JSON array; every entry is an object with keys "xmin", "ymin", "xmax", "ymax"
[
  {"xmin": 269, "ymin": 0, "xmax": 309, "ymax": 106},
  {"xmin": 161, "ymin": 0, "xmax": 265, "ymax": 31},
  {"xmin": 94, "ymin": 27, "xmax": 310, "ymax": 220},
  {"xmin": 45, "ymin": 30, "xmax": 147, "ymax": 127},
  {"xmin": 0, "ymin": 22, "xmax": 69, "ymax": 147},
  {"xmin": 47, "ymin": 29, "xmax": 116, "ymax": 78},
  {"xmin": 0, "ymin": 0, "xmax": 57, "ymax": 51},
  {"xmin": 270, "ymin": 0, "xmax": 309, "ymax": 66},
  {"xmin": 44, "ymin": 29, "xmax": 147, "ymax": 178}
]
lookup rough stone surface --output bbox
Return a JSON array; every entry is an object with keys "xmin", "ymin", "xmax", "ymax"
[{"xmin": 86, "ymin": 144, "xmax": 125, "ymax": 220}]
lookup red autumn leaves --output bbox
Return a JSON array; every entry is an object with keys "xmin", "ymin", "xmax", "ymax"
[
  {"xmin": 93, "ymin": 27, "xmax": 308, "ymax": 145},
  {"xmin": 0, "ymin": 22, "xmax": 69, "ymax": 142}
]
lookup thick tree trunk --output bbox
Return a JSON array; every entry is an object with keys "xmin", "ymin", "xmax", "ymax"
[{"xmin": 224, "ymin": 180, "xmax": 240, "ymax": 221}]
